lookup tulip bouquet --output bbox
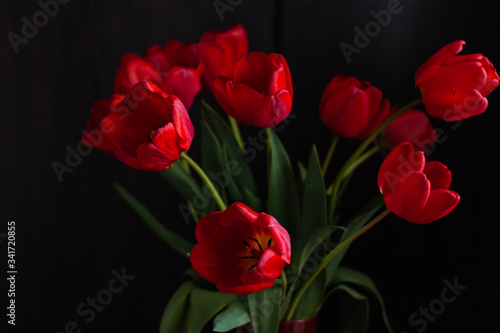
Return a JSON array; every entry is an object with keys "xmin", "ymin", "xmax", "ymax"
[{"xmin": 82, "ymin": 23, "xmax": 498, "ymax": 333}]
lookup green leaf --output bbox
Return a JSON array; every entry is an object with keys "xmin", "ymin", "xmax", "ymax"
[
  {"xmin": 295, "ymin": 225, "xmax": 345, "ymax": 276},
  {"xmin": 159, "ymin": 282, "xmax": 235, "ymax": 333},
  {"xmin": 213, "ymin": 296, "xmax": 251, "ymax": 332},
  {"xmin": 201, "ymin": 121, "xmax": 228, "ymax": 211},
  {"xmin": 201, "ymin": 101, "xmax": 258, "ymax": 198},
  {"xmin": 114, "ymin": 183, "xmax": 193, "ymax": 256},
  {"xmin": 186, "ymin": 288, "xmax": 236, "ymax": 333},
  {"xmin": 267, "ymin": 130, "xmax": 300, "ymax": 236},
  {"xmin": 331, "ymin": 267, "xmax": 394, "ymax": 333},
  {"xmin": 290, "ymin": 269, "xmax": 326, "ymax": 320},
  {"xmin": 248, "ymin": 285, "xmax": 281, "ymax": 333},
  {"xmin": 243, "ymin": 187, "xmax": 262, "ymax": 212},
  {"xmin": 160, "ymin": 163, "xmax": 203, "ymax": 203},
  {"xmin": 325, "ymin": 195, "xmax": 384, "ymax": 283},
  {"xmin": 299, "ymin": 146, "xmax": 327, "ymax": 239},
  {"xmin": 297, "ymin": 161, "xmax": 307, "ymax": 181},
  {"xmin": 221, "ymin": 144, "xmax": 244, "ymax": 203},
  {"xmin": 328, "ymin": 284, "xmax": 370, "ymax": 333},
  {"xmin": 159, "ymin": 281, "xmax": 196, "ymax": 333}
]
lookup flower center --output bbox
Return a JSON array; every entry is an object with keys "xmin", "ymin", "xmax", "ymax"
[{"xmin": 239, "ymin": 236, "xmax": 274, "ymax": 271}]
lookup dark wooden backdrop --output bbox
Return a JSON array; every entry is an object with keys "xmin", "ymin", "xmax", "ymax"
[{"xmin": 2, "ymin": 0, "xmax": 499, "ymax": 332}]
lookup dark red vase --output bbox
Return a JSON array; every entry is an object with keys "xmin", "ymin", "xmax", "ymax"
[{"xmin": 236, "ymin": 317, "xmax": 317, "ymax": 333}]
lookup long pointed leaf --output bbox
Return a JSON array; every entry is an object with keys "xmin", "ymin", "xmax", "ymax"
[
  {"xmin": 159, "ymin": 281, "xmax": 196, "ymax": 333},
  {"xmin": 160, "ymin": 163, "xmax": 203, "ymax": 203},
  {"xmin": 186, "ymin": 289, "xmax": 235, "ymax": 333},
  {"xmin": 300, "ymin": 145, "xmax": 327, "ymax": 241},
  {"xmin": 248, "ymin": 285, "xmax": 281, "ymax": 333},
  {"xmin": 267, "ymin": 130, "xmax": 300, "ymax": 236},
  {"xmin": 331, "ymin": 267, "xmax": 394, "ymax": 333},
  {"xmin": 325, "ymin": 195, "xmax": 384, "ymax": 282},
  {"xmin": 213, "ymin": 296, "xmax": 251, "ymax": 332},
  {"xmin": 114, "ymin": 182, "xmax": 193, "ymax": 256},
  {"xmin": 201, "ymin": 101, "xmax": 258, "ymax": 197}
]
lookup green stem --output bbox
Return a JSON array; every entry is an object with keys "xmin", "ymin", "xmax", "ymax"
[
  {"xmin": 181, "ymin": 153, "xmax": 227, "ymax": 211},
  {"xmin": 328, "ymin": 97, "xmax": 421, "ymax": 221},
  {"xmin": 266, "ymin": 127, "xmax": 272, "ymax": 178},
  {"xmin": 321, "ymin": 135, "xmax": 339, "ymax": 176},
  {"xmin": 228, "ymin": 116, "xmax": 245, "ymax": 153},
  {"xmin": 187, "ymin": 201, "xmax": 200, "ymax": 223},
  {"xmin": 280, "ymin": 271, "xmax": 287, "ymax": 301},
  {"xmin": 343, "ymin": 145, "xmax": 379, "ymax": 177},
  {"xmin": 285, "ymin": 209, "xmax": 391, "ymax": 320}
]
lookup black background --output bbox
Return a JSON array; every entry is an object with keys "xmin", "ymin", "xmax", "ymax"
[{"xmin": 1, "ymin": 0, "xmax": 499, "ymax": 332}]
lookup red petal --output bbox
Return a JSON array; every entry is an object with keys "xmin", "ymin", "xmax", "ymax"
[
  {"xmin": 190, "ymin": 238, "xmax": 246, "ymax": 286},
  {"xmin": 320, "ymin": 80, "xmax": 370, "ymax": 138},
  {"xmin": 420, "ymin": 59, "xmax": 487, "ymax": 92},
  {"xmin": 378, "ymin": 143, "xmax": 425, "ymax": 194},
  {"xmin": 256, "ymin": 247, "xmax": 286, "ymax": 278},
  {"xmin": 257, "ymin": 213, "xmax": 291, "ymax": 263},
  {"xmin": 384, "ymin": 110, "xmax": 436, "ymax": 151},
  {"xmin": 220, "ymin": 202, "xmax": 260, "ymax": 228},
  {"xmin": 169, "ymin": 95, "xmax": 194, "ymax": 151},
  {"xmin": 231, "ymin": 83, "xmax": 265, "ymax": 125},
  {"xmin": 150, "ymin": 123, "xmax": 182, "ymax": 160},
  {"xmin": 232, "ymin": 52, "xmax": 281, "ymax": 94},
  {"xmin": 144, "ymin": 45, "xmax": 171, "ymax": 74},
  {"xmin": 415, "ymin": 41, "xmax": 465, "ymax": 87},
  {"xmin": 156, "ymin": 66, "xmax": 201, "ymax": 110},
  {"xmin": 413, "ymin": 189, "xmax": 460, "ymax": 224},
  {"xmin": 114, "ymin": 59, "xmax": 161, "ymax": 95},
  {"xmin": 422, "ymin": 88, "xmax": 487, "ymax": 121},
  {"xmin": 249, "ymin": 92, "xmax": 292, "ymax": 128},
  {"xmin": 383, "ymin": 172, "xmax": 430, "ymax": 220},
  {"xmin": 194, "ymin": 211, "xmax": 224, "ymax": 242},
  {"xmin": 212, "ymin": 77, "xmax": 247, "ymax": 124},
  {"xmin": 423, "ymin": 162, "xmax": 452, "ymax": 190}
]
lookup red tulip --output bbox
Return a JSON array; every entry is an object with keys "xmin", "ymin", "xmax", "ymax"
[
  {"xmin": 319, "ymin": 73, "xmax": 391, "ymax": 140},
  {"xmin": 82, "ymin": 81, "xmax": 194, "ymax": 171},
  {"xmin": 198, "ymin": 23, "xmax": 249, "ymax": 91},
  {"xmin": 212, "ymin": 51, "xmax": 293, "ymax": 128},
  {"xmin": 415, "ymin": 40, "xmax": 499, "ymax": 121},
  {"xmin": 115, "ymin": 42, "xmax": 202, "ymax": 110},
  {"xmin": 190, "ymin": 202, "xmax": 291, "ymax": 295},
  {"xmin": 81, "ymin": 95, "xmax": 124, "ymax": 157},
  {"xmin": 382, "ymin": 109, "xmax": 437, "ymax": 153},
  {"xmin": 377, "ymin": 142, "xmax": 460, "ymax": 224}
]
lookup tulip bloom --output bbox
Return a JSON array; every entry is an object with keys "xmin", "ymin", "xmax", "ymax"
[
  {"xmin": 198, "ymin": 23, "xmax": 249, "ymax": 91},
  {"xmin": 190, "ymin": 202, "xmax": 291, "ymax": 295},
  {"xmin": 378, "ymin": 142, "xmax": 460, "ymax": 224},
  {"xmin": 381, "ymin": 109, "xmax": 437, "ymax": 153},
  {"xmin": 82, "ymin": 81, "xmax": 194, "ymax": 171},
  {"xmin": 115, "ymin": 42, "xmax": 202, "ymax": 110},
  {"xmin": 319, "ymin": 73, "xmax": 391, "ymax": 140},
  {"xmin": 212, "ymin": 51, "xmax": 293, "ymax": 128},
  {"xmin": 415, "ymin": 40, "xmax": 499, "ymax": 121}
]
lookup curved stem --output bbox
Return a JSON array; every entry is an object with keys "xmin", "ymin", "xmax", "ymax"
[
  {"xmin": 228, "ymin": 115, "xmax": 245, "ymax": 153},
  {"xmin": 280, "ymin": 270, "xmax": 287, "ymax": 301},
  {"xmin": 181, "ymin": 153, "xmax": 227, "ymax": 211},
  {"xmin": 285, "ymin": 209, "xmax": 391, "ymax": 320},
  {"xmin": 266, "ymin": 127, "xmax": 272, "ymax": 178},
  {"xmin": 343, "ymin": 145, "xmax": 379, "ymax": 177},
  {"xmin": 328, "ymin": 97, "xmax": 421, "ymax": 221},
  {"xmin": 321, "ymin": 135, "xmax": 339, "ymax": 176}
]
